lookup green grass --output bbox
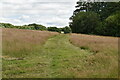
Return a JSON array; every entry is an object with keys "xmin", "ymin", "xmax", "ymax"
[{"xmin": 40, "ymin": 34, "xmax": 92, "ymax": 78}]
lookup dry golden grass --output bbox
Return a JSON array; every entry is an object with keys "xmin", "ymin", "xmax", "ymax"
[
  {"xmin": 2, "ymin": 28, "xmax": 58, "ymax": 58},
  {"xmin": 70, "ymin": 33, "xmax": 118, "ymax": 53},
  {"xmin": 70, "ymin": 33, "xmax": 119, "ymax": 78}
]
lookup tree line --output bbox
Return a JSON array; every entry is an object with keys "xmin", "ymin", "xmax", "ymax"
[
  {"xmin": 70, "ymin": 1, "xmax": 120, "ymax": 37},
  {"xmin": 0, "ymin": 23, "xmax": 71, "ymax": 34}
]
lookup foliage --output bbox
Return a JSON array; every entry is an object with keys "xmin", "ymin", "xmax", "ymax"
[
  {"xmin": 103, "ymin": 12, "xmax": 120, "ymax": 37},
  {"xmin": 0, "ymin": 23, "xmax": 72, "ymax": 34},
  {"xmin": 28, "ymin": 23, "xmax": 47, "ymax": 30},
  {"xmin": 47, "ymin": 27, "xmax": 61, "ymax": 32},
  {"xmin": 70, "ymin": 12, "xmax": 101, "ymax": 34},
  {"xmin": 0, "ymin": 23, "xmax": 14, "ymax": 28},
  {"xmin": 0, "ymin": 23, "xmax": 47, "ymax": 31},
  {"xmin": 47, "ymin": 26, "xmax": 72, "ymax": 33},
  {"xmin": 70, "ymin": 1, "xmax": 120, "ymax": 37},
  {"xmin": 63, "ymin": 26, "xmax": 72, "ymax": 34},
  {"xmin": 18, "ymin": 25, "xmax": 35, "ymax": 30},
  {"xmin": 99, "ymin": 2, "xmax": 120, "ymax": 20},
  {"xmin": 74, "ymin": 1, "xmax": 120, "ymax": 20}
]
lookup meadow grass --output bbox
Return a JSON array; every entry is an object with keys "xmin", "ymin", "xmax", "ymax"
[
  {"xmin": 2, "ymin": 33, "xmax": 91, "ymax": 78},
  {"xmin": 70, "ymin": 33, "xmax": 118, "ymax": 78},
  {"xmin": 2, "ymin": 28, "xmax": 58, "ymax": 78},
  {"xmin": 2, "ymin": 28, "xmax": 58, "ymax": 58},
  {"xmin": 2, "ymin": 28, "xmax": 118, "ymax": 78}
]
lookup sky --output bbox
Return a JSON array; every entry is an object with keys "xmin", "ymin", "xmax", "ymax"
[{"xmin": 0, "ymin": 0, "xmax": 78, "ymax": 28}]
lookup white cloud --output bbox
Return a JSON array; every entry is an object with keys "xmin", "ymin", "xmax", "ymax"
[{"xmin": 0, "ymin": 0, "xmax": 78, "ymax": 27}]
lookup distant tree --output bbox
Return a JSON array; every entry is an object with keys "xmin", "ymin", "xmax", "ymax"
[
  {"xmin": 47, "ymin": 27, "xmax": 60, "ymax": 32},
  {"xmin": 0, "ymin": 23, "xmax": 4, "ymax": 28},
  {"xmin": 0, "ymin": 23, "xmax": 14, "ymax": 28},
  {"xmin": 63, "ymin": 26, "xmax": 72, "ymax": 34},
  {"xmin": 28, "ymin": 23, "xmax": 46, "ymax": 30},
  {"xmin": 0, "ymin": 23, "xmax": 47, "ymax": 31},
  {"xmin": 59, "ymin": 28, "xmax": 64, "ymax": 32}
]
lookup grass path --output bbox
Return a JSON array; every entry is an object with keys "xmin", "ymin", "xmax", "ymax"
[
  {"xmin": 3, "ymin": 34, "xmax": 93, "ymax": 78},
  {"xmin": 35, "ymin": 34, "xmax": 92, "ymax": 78}
]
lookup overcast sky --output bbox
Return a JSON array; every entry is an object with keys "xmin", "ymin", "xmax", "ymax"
[{"xmin": 0, "ymin": 0, "xmax": 78, "ymax": 27}]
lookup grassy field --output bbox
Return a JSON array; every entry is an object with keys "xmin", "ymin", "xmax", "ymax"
[
  {"xmin": 2, "ymin": 28, "xmax": 58, "ymax": 58},
  {"xmin": 2, "ymin": 28, "xmax": 118, "ymax": 78},
  {"xmin": 70, "ymin": 34, "xmax": 118, "ymax": 78},
  {"xmin": 2, "ymin": 28, "xmax": 58, "ymax": 78}
]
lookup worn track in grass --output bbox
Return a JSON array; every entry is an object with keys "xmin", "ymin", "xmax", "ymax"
[{"xmin": 40, "ymin": 34, "xmax": 92, "ymax": 78}]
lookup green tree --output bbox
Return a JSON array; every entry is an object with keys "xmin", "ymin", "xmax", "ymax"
[
  {"xmin": 99, "ymin": 2, "xmax": 120, "ymax": 20},
  {"xmin": 73, "ymin": 1, "xmax": 120, "ymax": 20},
  {"xmin": 28, "ymin": 23, "xmax": 46, "ymax": 30},
  {"xmin": 70, "ymin": 12, "xmax": 101, "ymax": 34},
  {"xmin": 47, "ymin": 27, "xmax": 60, "ymax": 32},
  {"xmin": 63, "ymin": 26, "xmax": 72, "ymax": 34},
  {"xmin": 0, "ymin": 23, "xmax": 14, "ymax": 28},
  {"xmin": 103, "ymin": 12, "xmax": 120, "ymax": 37}
]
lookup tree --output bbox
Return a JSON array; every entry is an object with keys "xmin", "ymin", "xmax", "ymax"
[
  {"xmin": 70, "ymin": 0, "xmax": 120, "ymax": 36},
  {"xmin": 28, "ymin": 23, "xmax": 46, "ymax": 30},
  {"xmin": 47, "ymin": 27, "xmax": 60, "ymax": 32},
  {"xmin": 99, "ymin": 2, "xmax": 120, "ymax": 20},
  {"xmin": 70, "ymin": 12, "xmax": 101, "ymax": 34},
  {"xmin": 63, "ymin": 26, "xmax": 72, "ymax": 34},
  {"xmin": 103, "ymin": 12, "xmax": 120, "ymax": 37},
  {"xmin": 0, "ymin": 23, "xmax": 14, "ymax": 28},
  {"xmin": 73, "ymin": 0, "xmax": 120, "ymax": 20}
]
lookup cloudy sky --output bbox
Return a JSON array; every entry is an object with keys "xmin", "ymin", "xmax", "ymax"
[{"xmin": 0, "ymin": 0, "xmax": 78, "ymax": 27}]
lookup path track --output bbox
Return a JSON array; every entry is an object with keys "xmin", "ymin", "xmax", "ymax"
[{"xmin": 39, "ymin": 34, "xmax": 91, "ymax": 78}]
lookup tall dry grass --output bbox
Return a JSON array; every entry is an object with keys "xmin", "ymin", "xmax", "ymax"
[
  {"xmin": 70, "ymin": 34, "xmax": 118, "ymax": 52},
  {"xmin": 2, "ymin": 28, "xmax": 58, "ymax": 58},
  {"xmin": 70, "ymin": 33, "xmax": 118, "ymax": 78}
]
